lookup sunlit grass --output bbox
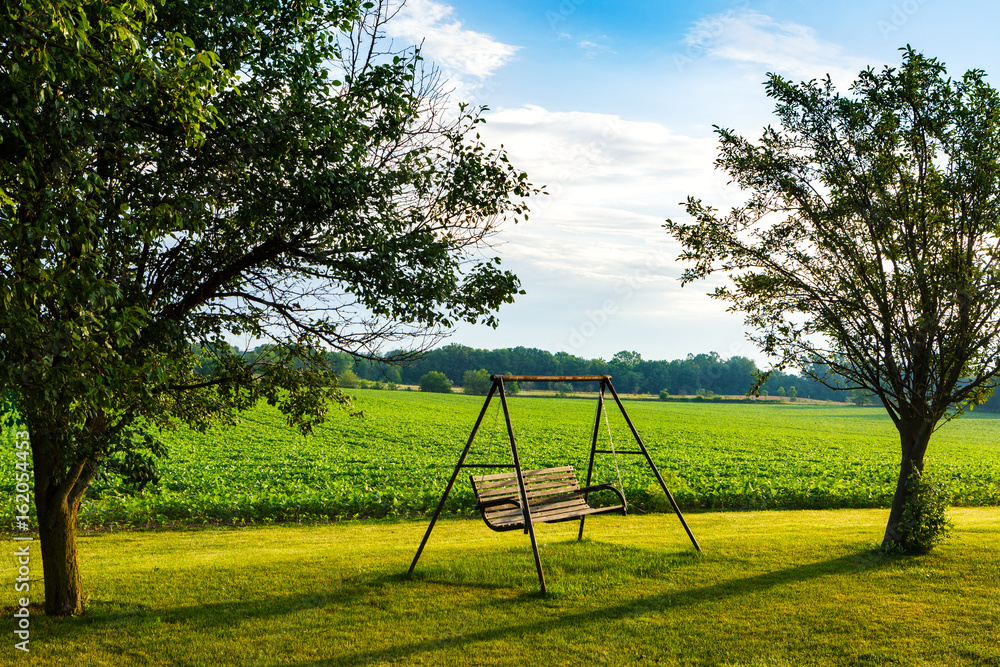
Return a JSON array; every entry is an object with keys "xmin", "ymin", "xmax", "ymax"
[{"xmin": 2, "ymin": 508, "xmax": 998, "ymax": 666}]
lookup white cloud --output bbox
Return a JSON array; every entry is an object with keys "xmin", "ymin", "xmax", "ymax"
[
  {"xmin": 480, "ymin": 104, "xmax": 740, "ymax": 233},
  {"xmin": 684, "ymin": 9, "xmax": 872, "ymax": 88},
  {"xmin": 388, "ymin": 0, "xmax": 520, "ymax": 79},
  {"xmin": 461, "ymin": 105, "xmax": 752, "ymax": 359}
]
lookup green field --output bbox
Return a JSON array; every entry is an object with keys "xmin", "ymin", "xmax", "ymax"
[{"xmin": 3, "ymin": 390, "xmax": 1000, "ymax": 529}]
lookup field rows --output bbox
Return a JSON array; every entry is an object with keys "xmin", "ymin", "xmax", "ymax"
[{"xmin": 2, "ymin": 390, "xmax": 1000, "ymax": 528}]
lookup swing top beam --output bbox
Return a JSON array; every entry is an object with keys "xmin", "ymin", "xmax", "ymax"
[{"xmin": 491, "ymin": 375, "xmax": 611, "ymax": 382}]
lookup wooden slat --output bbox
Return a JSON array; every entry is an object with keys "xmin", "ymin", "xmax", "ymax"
[
  {"xmin": 484, "ymin": 497, "xmax": 589, "ymax": 520},
  {"xmin": 487, "ymin": 502, "xmax": 622, "ymax": 527},
  {"xmin": 474, "ymin": 474, "xmax": 577, "ymax": 493},
  {"xmin": 534, "ymin": 505, "xmax": 620, "ymax": 522},
  {"xmin": 474, "ymin": 471, "xmax": 576, "ymax": 488},
  {"xmin": 472, "ymin": 466, "xmax": 575, "ymax": 483},
  {"xmin": 476, "ymin": 480, "xmax": 579, "ymax": 500},
  {"xmin": 478, "ymin": 485, "xmax": 579, "ymax": 503}
]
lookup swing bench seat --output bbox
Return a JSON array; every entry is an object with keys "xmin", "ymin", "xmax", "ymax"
[{"xmin": 470, "ymin": 465, "xmax": 626, "ymax": 532}]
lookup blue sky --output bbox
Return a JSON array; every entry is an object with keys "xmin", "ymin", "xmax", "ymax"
[{"xmin": 384, "ymin": 0, "xmax": 1000, "ymax": 364}]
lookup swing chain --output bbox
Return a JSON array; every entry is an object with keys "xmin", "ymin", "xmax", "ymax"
[{"xmin": 601, "ymin": 398, "xmax": 627, "ymax": 510}]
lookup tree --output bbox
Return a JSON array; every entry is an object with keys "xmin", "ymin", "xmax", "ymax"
[
  {"xmin": 462, "ymin": 369, "xmax": 492, "ymax": 396},
  {"xmin": 611, "ymin": 350, "xmax": 643, "ymax": 367},
  {"xmin": 419, "ymin": 371, "xmax": 453, "ymax": 394},
  {"xmin": 666, "ymin": 48, "xmax": 1000, "ymax": 549},
  {"xmin": 1, "ymin": 0, "xmax": 537, "ymax": 614}
]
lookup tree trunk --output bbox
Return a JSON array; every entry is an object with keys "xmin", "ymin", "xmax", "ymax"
[
  {"xmin": 29, "ymin": 422, "xmax": 93, "ymax": 616},
  {"xmin": 36, "ymin": 492, "xmax": 82, "ymax": 616},
  {"xmin": 881, "ymin": 420, "xmax": 933, "ymax": 548}
]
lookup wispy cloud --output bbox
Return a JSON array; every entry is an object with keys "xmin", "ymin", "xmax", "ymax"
[
  {"xmin": 388, "ymin": 0, "xmax": 520, "ymax": 79},
  {"xmin": 577, "ymin": 37, "xmax": 614, "ymax": 58},
  {"xmin": 684, "ymin": 9, "xmax": 872, "ymax": 87}
]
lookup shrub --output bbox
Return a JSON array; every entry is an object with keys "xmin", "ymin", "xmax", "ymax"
[
  {"xmin": 659, "ymin": 389, "xmax": 670, "ymax": 400},
  {"xmin": 338, "ymin": 369, "xmax": 361, "ymax": 388},
  {"xmin": 895, "ymin": 468, "xmax": 953, "ymax": 554},
  {"xmin": 462, "ymin": 369, "xmax": 492, "ymax": 395},
  {"xmin": 419, "ymin": 371, "xmax": 453, "ymax": 393}
]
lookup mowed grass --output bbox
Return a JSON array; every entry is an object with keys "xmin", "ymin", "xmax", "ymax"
[
  {"xmin": 2, "ymin": 508, "xmax": 998, "ymax": 666},
  {"xmin": 5, "ymin": 390, "xmax": 999, "ymax": 529}
]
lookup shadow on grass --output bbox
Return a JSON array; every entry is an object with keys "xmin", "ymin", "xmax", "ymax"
[
  {"xmin": 26, "ymin": 542, "xmax": 904, "ymax": 665},
  {"xmin": 308, "ymin": 545, "xmax": 896, "ymax": 667}
]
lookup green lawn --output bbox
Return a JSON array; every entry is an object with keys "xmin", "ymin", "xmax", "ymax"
[{"xmin": 3, "ymin": 508, "xmax": 998, "ymax": 666}]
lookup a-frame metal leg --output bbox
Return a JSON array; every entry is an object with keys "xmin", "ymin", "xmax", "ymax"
[
  {"xmin": 606, "ymin": 383, "xmax": 701, "ymax": 552},
  {"xmin": 498, "ymin": 380, "xmax": 547, "ymax": 594},
  {"xmin": 578, "ymin": 379, "xmax": 606, "ymax": 541},
  {"xmin": 408, "ymin": 382, "xmax": 499, "ymax": 575}
]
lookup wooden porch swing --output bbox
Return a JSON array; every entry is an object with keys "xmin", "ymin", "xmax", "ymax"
[{"xmin": 407, "ymin": 375, "xmax": 701, "ymax": 593}]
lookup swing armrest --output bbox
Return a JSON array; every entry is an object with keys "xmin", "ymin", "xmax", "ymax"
[
  {"xmin": 577, "ymin": 483, "xmax": 627, "ymax": 507},
  {"xmin": 474, "ymin": 497, "xmax": 522, "ymax": 512}
]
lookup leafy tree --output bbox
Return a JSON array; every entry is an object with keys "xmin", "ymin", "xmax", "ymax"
[
  {"xmin": 1, "ymin": 0, "xmax": 536, "ymax": 614},
  {"xmin": 419, "ymin": 371, "xmax": 453, "ymax": 394},
  {"xmin": 462, "ymin": 369, "xmax": 492, "ymax": 396},
  {"xmin": 788, "ymin": 386, "xmax": 797, "ymax": 402},
  {"xmin": 666, "ymin": 49, "xmax": 1000, "ymax": 549},
  {"xmin": 611, "ymin": 350, "xmax": 643, "ymax": 367}
]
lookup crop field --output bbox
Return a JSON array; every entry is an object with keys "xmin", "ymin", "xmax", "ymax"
[{"xmin": 2, "ymin": 390, "xmax": 1000, "ymax": 528}]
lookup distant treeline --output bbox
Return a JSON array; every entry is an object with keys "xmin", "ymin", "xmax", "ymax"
[
  {"xmin": 197, "ymin": 343, "xmax": 1000, "ymax": 411},
  {"xmin": 335, "ymin": 344, "xmax": 846, "ymax": 401}
]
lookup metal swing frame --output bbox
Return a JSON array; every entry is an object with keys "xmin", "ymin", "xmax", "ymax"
[{"xmin": 407, "ymin": 374, "xmax": 701, "ymax": 593}]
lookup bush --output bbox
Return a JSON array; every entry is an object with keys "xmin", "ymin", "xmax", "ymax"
[
  {"xmin": 462, "ymin": 369, "xmax": 492, "ymax": 395},
  {"xmin": 419, "ymin": 371, "xmax": 453, "ymax": 393},
  {"xmin": 659, "ymin": 389, "xmax": 670, "ymax": 400},
  {"xmin": 895, "ymin": 468, "xmax": 953, "ymax": 554},
  {"xmin": 338, "ymin": 369, "xmax": 361, "ymax": 388}
]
